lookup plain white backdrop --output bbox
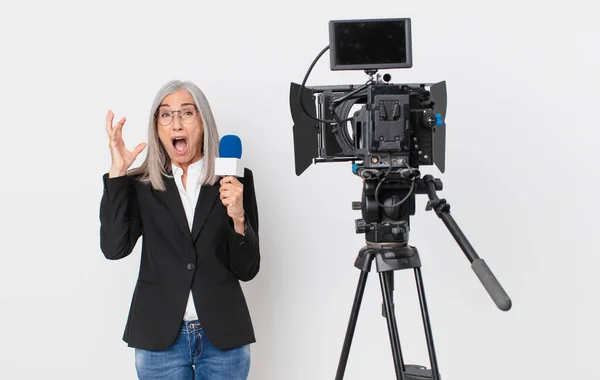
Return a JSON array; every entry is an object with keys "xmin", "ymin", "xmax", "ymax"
[{"xmin": 0, "ymin": 0, "xmax": 597, "ymax": 379}]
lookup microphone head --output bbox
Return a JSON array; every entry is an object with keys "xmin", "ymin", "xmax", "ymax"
[{"xmin": 219, "ymin": 135, "xmax": 242, "ymax": 159}]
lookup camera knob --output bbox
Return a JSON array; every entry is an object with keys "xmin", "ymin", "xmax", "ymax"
[
  {"xmin": 423, "ymin": 112, "xmax": 437, "ymax": 128},
  {"xmin": 355, "ymin": 219, "xmax": 367, "ymax": 233},
  {"xmin": 392, "ymin": 226, "xmax": 406, "ymax": 235},
  {"xmin": 352, "ymin": 201, "xmax": 362, "ymax": 210}
]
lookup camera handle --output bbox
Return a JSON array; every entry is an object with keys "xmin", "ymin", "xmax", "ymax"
[{"xmin": 421, "ymin": 175, "xmax": 512, "ymax": 311}]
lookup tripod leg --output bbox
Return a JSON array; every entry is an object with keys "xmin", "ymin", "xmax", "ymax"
[
  {"xmin": 379, "ymin": 272, "xmax": 406, "ymax": 380},
  {"xmin": 382, "ymin": 271, "xmax": 404, "ymax": 369},
  {"xmin": 414, "ymin": 268, "xmax": 441, "ymax": 380},
  {"xmin": 335, "ymin": 270, "xmax": 369, "ymax": 380}
]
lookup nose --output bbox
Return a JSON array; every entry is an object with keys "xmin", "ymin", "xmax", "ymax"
[{"xmin": 171, "ymin": 115, "xmax": 183, "ymax": 130}]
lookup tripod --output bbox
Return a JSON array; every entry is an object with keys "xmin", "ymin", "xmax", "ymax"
[{"xmin": 335, "ymin": 174, "xmax": 511, "ymax": 380}]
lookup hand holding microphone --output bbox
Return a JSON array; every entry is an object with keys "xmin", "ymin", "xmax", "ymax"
[
  {"xmin": 220, "ymin": 176, "xmax": 244, "ymax": 221},
  {"xmin": 216, "ymin": 135, "xmax": 245, "ymax": 224}
]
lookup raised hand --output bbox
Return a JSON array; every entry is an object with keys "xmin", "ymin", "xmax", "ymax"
[{"xmin": 106, "ymin": 110, "xmax": 147, "ymax": 178}]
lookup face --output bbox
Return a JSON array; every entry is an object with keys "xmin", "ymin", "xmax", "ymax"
[{"xmin": 156, "ymin": 89, "xmax": 204, "ymax": 169}]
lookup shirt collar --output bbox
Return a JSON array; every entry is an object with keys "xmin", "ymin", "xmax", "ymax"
[{"xmin": 171, "ymin": 157, "xmax": 204, "ymax": 177}]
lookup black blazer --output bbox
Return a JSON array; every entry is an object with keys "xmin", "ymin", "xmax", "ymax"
[{"xmin": 99, "ymin": 167, "xmax": 260, "ymax": 351}]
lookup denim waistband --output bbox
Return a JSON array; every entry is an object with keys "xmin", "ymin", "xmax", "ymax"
[{"xmin": 180, "ymin": 319, "xmax": 202, "ymax": 333}]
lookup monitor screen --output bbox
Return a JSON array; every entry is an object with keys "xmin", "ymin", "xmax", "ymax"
[{"xmin": 329, "ymin": 18, "xmax": 412, "ymax": 71}]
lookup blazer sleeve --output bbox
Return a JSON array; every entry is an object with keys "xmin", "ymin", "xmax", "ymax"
[
  {"xmin": 228, "ymin": 168, "xmax": 260, "ymax": 281},
  {"xmin": 99, "ymin": 173, "xmax": 143, "ymax": 260}
]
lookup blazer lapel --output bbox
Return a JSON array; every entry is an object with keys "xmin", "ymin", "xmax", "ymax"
[
  {"xmin": 162, "ymin": 176, "xmax": 193, "ymax": 244},
  {"xmin": 191, "ymin": 184, "xmax": 220, "ymax": 243}
]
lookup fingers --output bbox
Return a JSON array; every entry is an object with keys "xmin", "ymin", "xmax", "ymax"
[
  {"xmin": 220, "ymin": 186, "xmax": 244, "ymax": 218},
  {"xmin": 105, "ymin": 110, "xmax": 114, "ymax": 136},
  {"xmin": 219, "ymin": 189, "xmax": 238, "ymax": 200},
  {"xmin": 219, "ymin": 186, "xmax": 243, "ymax": 208},
  {"xmin": 219, "ymin": 177, "xmax": 243, "ymax": 192},
  {"xmin": 105, "ymin": 110, "xmax": 126, "ymax": 141},
  {"xmin": 220, "ymin": 176, "xmax": 240, "ymax": 185},
  {"xmin": 219, "ymin": 187, "xmax": 243, "ymax": 205},
  {"xmin": 219, "ymin": 189, "xmax": 241, "ymax": 201},
  {"xmin": 132, "ymin": 142, "xmax": 147, "ymax": 156},
  {"xmin": 114, "ymin": 117, "xmax": 126, "ymax": 141},
  {"xmin": 219, "ymin": 183, "xmax": 242, "ymax": 192}
]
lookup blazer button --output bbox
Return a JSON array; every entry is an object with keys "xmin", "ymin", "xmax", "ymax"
[{"xmin": 187, "ymin": 263, "xmax": 195, "ymax": 270}]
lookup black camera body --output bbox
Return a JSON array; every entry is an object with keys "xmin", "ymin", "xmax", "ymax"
[
  {"xmin": 290, "ymin": 18, "xmax": 447, "ymax": 178},
  {"xmin": 317, "ymin": 81, "xmax": 445, "ymax": 173}
]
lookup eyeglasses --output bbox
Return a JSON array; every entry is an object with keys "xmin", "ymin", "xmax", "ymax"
[{"xmin": 155, "ymin": 105, "xmax": 198, "ymax": 126}]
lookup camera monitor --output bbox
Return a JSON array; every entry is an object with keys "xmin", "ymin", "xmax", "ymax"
[{"xmin": 329, "ymin": 18, "xmax": 413, "ymax": 71}]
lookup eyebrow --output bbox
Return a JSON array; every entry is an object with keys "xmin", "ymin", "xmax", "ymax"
[{"xmin": 158, "ymin": 102, "xmax": 196, "ymax": 108}]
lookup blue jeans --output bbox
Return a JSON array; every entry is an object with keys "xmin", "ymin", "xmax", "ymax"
[{"xmin": 135, "ymin": 320, "xmax": 250, "ymax": 380}]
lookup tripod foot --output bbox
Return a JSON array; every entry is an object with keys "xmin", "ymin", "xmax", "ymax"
[{"xmin": 404, "ymin": 364, "xmax": 436, "ymax": 380}]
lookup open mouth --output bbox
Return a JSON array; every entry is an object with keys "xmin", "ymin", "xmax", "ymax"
[{"xmin": 172, "ymin": 137, "xmax": 188, "ymax": 154}]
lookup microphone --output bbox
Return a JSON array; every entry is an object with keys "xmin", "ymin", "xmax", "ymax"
[{"xmin": 215, "ymin": 135, "xmax": 245, "ymax": 177}]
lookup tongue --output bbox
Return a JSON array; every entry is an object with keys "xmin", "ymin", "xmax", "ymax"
[{"xmin": 174, "ymin": 139, "xmax": 187, "ymax": 153}]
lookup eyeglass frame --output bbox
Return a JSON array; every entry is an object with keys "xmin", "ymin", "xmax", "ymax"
[{"xmin": 154, "ymin": 104, "xmax": 199, "ymax": 126}]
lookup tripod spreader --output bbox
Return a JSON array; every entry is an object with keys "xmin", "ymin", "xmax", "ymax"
[{"xmin": 422, "ymin": 175, "xmax": 512, "ymax": 311}]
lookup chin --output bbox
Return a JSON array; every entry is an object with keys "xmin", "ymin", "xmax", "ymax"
[
  {"xmin": 168, "ymin": 153, "xmax": 184, "ymax": 164},
  {"xmin": 170, "ymin": 152, "xmax": 198, "ymax": 166}
]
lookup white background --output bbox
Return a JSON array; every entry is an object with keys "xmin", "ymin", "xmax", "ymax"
[{"xmin": 0, "ymin": 0, "xmax": 598, "ymax": 379}]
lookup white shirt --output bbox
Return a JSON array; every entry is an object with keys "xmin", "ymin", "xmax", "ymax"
[{"xmin": 171, "ymin": 159, "xmax": 204, "ymax": 322}]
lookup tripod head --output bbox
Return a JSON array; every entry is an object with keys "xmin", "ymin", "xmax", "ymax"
[
  {"xmin": 352, "ymin": 163, "xmax": 511, "ymax": 311},
  {"xmin": 352, "ymin": 164, "xmax": 442, "ymax": 245}
]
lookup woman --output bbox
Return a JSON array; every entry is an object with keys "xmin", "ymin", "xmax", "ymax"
[{"xmin": 99, "ymin": 80, "xmax": 260, "ymax": 380}]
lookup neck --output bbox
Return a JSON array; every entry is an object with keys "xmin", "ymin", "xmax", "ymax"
[{"xmin": 173, "ymin": 155, "xmax": 202, "ymax": 175}]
